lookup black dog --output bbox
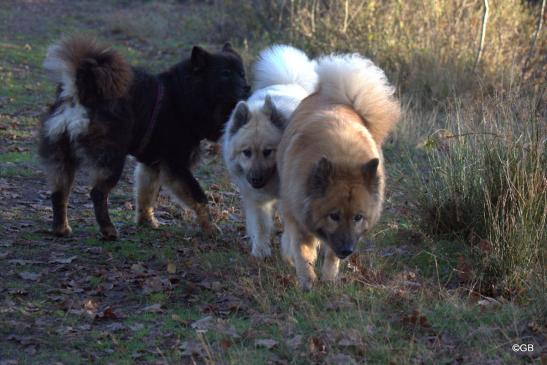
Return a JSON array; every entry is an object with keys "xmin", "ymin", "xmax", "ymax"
[{"xmin": 39, "ymin": 37, "xmax": 249, "ymax": 239}]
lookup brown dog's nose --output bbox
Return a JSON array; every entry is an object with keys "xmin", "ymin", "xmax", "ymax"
[{"xmin": 337, "ymin": 249, "xmax": 353, "ymax": 259}]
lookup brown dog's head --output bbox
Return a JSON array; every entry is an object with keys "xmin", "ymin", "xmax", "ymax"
[{"xmin": 305, "ymin": 157, "xmax": 383, "ymax": 259}]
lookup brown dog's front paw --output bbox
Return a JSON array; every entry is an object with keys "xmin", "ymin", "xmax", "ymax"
[
  {"xmin": 100, "ymin": 225, "xmax": 118, "ymax": 240},
  {"xmin": 298, "ymin": 277, "xmax": 315, "ymax": 291},
  {"xmin": 53, "ymin": 224, "xmax": 72, "ymax": 237},
  {"xmin": 297, "ymin": 270, "xmax": 317, "ymax": 291}
]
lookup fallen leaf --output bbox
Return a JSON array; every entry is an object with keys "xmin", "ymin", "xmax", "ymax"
[
  {"xmin": 18, "ymin": 271, "xmax": 41, "ymax": 281},
  {"xmin": 402, "ymin": 310, "xmax": 432, "ymax": 329},
  {"xmin": 95, "ymin": 306, "xmax": 118, "ymax": 321},
  {"xmin": 337, "ymin": 329, "xmax": 363, "ymax": 348},
  {"xmin": 7, "ymin": 288, "xmax": 28, "ymax": 296},
  {"xmin": 131, "ymin": 263, "xmax": 147, "ymax": 275},
  {"xmin": 325, "ymin": 353, "xmax": 357, "ymax": 365},
  {"xmin": 129, "ymin": 323, "xmax": 145, "ymax": 332},
  {"xmin": 180, "ymin": 340, "xmax": 205, "ymax": 357},
  {"xmin": 254, "ymin": 338, "xmax": 278, "ymax": 349},
  {"xmin": 49, "ymin": 255, "xmax": 77, "ymax": 264},
  {"xmin": 142, "ymin": 303, "xmax": 163, "ymax": 313},
  {"xmin": 219, "ymin": 338, "xmax": 232, "ymax": 349},
  {"xmin": 326, "ymin": 294, "xmax": 354, "ymax": 311},
  {"xmin": 455, "ymin": 255, "xmax": 473, "ymax": 282},
  {"xmin": 142, "ymin": 276, "xmax": 171, "ymax": 295},
  {"xmin": 308, "ymin": 336, "xmax": 327, "ymax": 356},
  {"xmin": 286, "ymin": 335, "xmax": 303, "ymax": 351},
  {"xmin": 167, "ymin": 260, "xmax": 176, "ymax": 274},
  {"xmin": 190, "ymin": 316, "xmax": 239, "ymax": 338},
  {"xmin": 105, "ymin": 322, "xmax": 125, "ymax": 332},
  {"xmin": 171, "ymin": 314, "xmax": 190, "ymax": 327},
  {"xmin": 191, "ymin": 315, "xmax": 214, "ymax": 332}
]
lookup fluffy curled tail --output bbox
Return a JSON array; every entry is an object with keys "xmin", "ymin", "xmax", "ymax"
[
  {"xmin": 316, "ymin": 54, "xmax": 400, "ymax": 145},
  {"xmin": 43, "ymin": 37, "xmax": 133, "ymax": 106},
  {"xmin": 253, "ymin": 45, "xmax": 317, "ymax": 93}
]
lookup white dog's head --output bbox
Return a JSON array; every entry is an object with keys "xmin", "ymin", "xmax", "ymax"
[{"xmin": 225, "ymin": 95, "xmax": 287, "ymax": 189}]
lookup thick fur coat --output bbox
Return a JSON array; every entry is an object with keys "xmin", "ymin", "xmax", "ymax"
[
  {"xmin": 39, "ymin": 37, "xmax": 249, "ymax": 239},
  {"xmin": 222, "ymin": 45, "xmax": 317, "ymax": 258},
  {"xmin": 276, "ymin": 54, "xmax": 401, "ymax": 289}
]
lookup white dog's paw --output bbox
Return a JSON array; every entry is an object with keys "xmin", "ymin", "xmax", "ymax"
[{"xmin": 251, "ymin": 243, "xmax": 272, "ymax": 259}]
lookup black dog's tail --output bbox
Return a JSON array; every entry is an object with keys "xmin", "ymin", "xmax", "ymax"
[{"xmin": 43, "ymin": 37, "xmax": 133, "ymax": 106}]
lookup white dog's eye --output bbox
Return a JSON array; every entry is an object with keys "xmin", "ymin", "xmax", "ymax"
[
  {"xmin": 263, "ymin": 149, "xmax": 273, "ymax": 157},
  {"xmin": 243, "ymin": 149, "xmax": 252, "ymax": 157}
]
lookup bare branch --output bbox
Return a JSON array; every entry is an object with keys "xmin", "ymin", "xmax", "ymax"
[
  {"xmin": 474, "ymin": 0, "xmax": 489, "ymax": 71},
  {"xmin": 522, "ymin": 0, "xmax": 546, "ymax": 78}
]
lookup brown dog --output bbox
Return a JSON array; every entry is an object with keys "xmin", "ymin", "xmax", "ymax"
[{"xmin": 277, "ymin": 54, "xmax": 401, "ymax": 290}]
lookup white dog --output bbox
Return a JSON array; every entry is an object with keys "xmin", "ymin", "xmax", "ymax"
[{"xmin": 222, "ymin": 45, "xmax": 317, "ymax": 258}]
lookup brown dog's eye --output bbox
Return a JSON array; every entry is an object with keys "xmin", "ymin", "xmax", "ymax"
[
  {"xmin": 329, "ymin": 213, "xmax": 340, "ymax": 222},
  {"xmin": 243, "ymin": 149, "xmax": 252, "ymax": 157},
  {"xmin": 263, "ymin": 149, "xmax": 273, "ymax": 157},
  {"xmin": 353, "ymin": 214, "xmax": 363, "ymax": 222}
]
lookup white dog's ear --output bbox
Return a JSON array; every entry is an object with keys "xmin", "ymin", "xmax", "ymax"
[
  {"xmin": 229, "ymin": 101, "xmax": 249, "ymax": 135},
  {"xmin": 262, "ymin": 95, "xmax": 286, "ymax": 130}
]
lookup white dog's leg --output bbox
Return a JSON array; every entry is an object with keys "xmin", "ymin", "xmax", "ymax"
[
  {"xmin": 134, "ymin": 163, "xmax": 161, "ymax": 228},
  {"xmin": 243, "ymin": 196, "xmax": 274, "ymax": 258}
]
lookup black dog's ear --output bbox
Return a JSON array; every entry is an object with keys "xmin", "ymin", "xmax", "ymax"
[
  {"xmin": 191, "ymin": 46, "xmax": 209, "ymax": 71},
  {"xmin": 229, "ymin": 101, "xmax": 249, "ymax": 136},
  {"xmin": 222, "ymin": 42, "xmax": 233, "ymax": 52},
  {"xmin": 308, "ymin": 156, "xmax": 333, "ymax": 197},
  {"xmin": 262, "ymin": 95, "xmax": 286, "ymax": 130},
  {"xmin": 362, "ymin": 158, "xmax": 379, "ymax": 185}
]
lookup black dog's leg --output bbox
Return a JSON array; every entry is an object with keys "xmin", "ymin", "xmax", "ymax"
[
  {"xmin": 134, "ymin": 162, "xmax": 161, "ymax": 228},
  {"xmin": 161, "ymin": 165, "xmax": 214, "ymax": 236},
  {"xmin": 90, "ymin": 160, "xmax": 124, "ymax": 240},
  {"xmin": 48, "ymin": 162, "xmax": 76, "ymax": 236}
]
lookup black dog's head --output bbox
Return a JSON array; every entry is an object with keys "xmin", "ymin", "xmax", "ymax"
[{"xmin": 182, "ymin": 43, "xmax": 250, "ymax": 141}]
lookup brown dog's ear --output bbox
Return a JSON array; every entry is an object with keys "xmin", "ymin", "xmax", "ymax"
[
  {"xmin": 191, "ymin": 46, "xmax": 209, "ymax": 71},
  {"xmin": 362, "ymin": 158, "xmax": 379, "ymax": 185},
  {"xmin": 222, "ymin": 42, "xmax": 233, "ymax": 52},
  {"xmin": 308, "ymin": 156, "xmax": 333, "ymax": 197},
  {"xmin": 262, "ymin": 95, "xmax": 286, "ymax": 130},
  {"xmin": 229, "ymin": 101, "xmax": 249, "ymax": 135}
]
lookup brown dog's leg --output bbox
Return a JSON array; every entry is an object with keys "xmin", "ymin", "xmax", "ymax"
[
  {"xmin": 321, "ymin": 245, "xmax": 341, "ymax": 282},
  {"xmin": 134, "ymin": 163, "xmax": 161, "ymax": 228},
  {"xmin": 284, "ymin": 216, "xmax": 318, "ymax": 290},
  {"xmin": 48, "ymin": 165, "xmax": 75, "ymax": 236},
  {"xmin": 90, "ymin": 165, "xmax": 123, "ymax": 240},
  {"xmin": 161, "ymin": 166, "xmax": 214, "ymax": 236}
]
